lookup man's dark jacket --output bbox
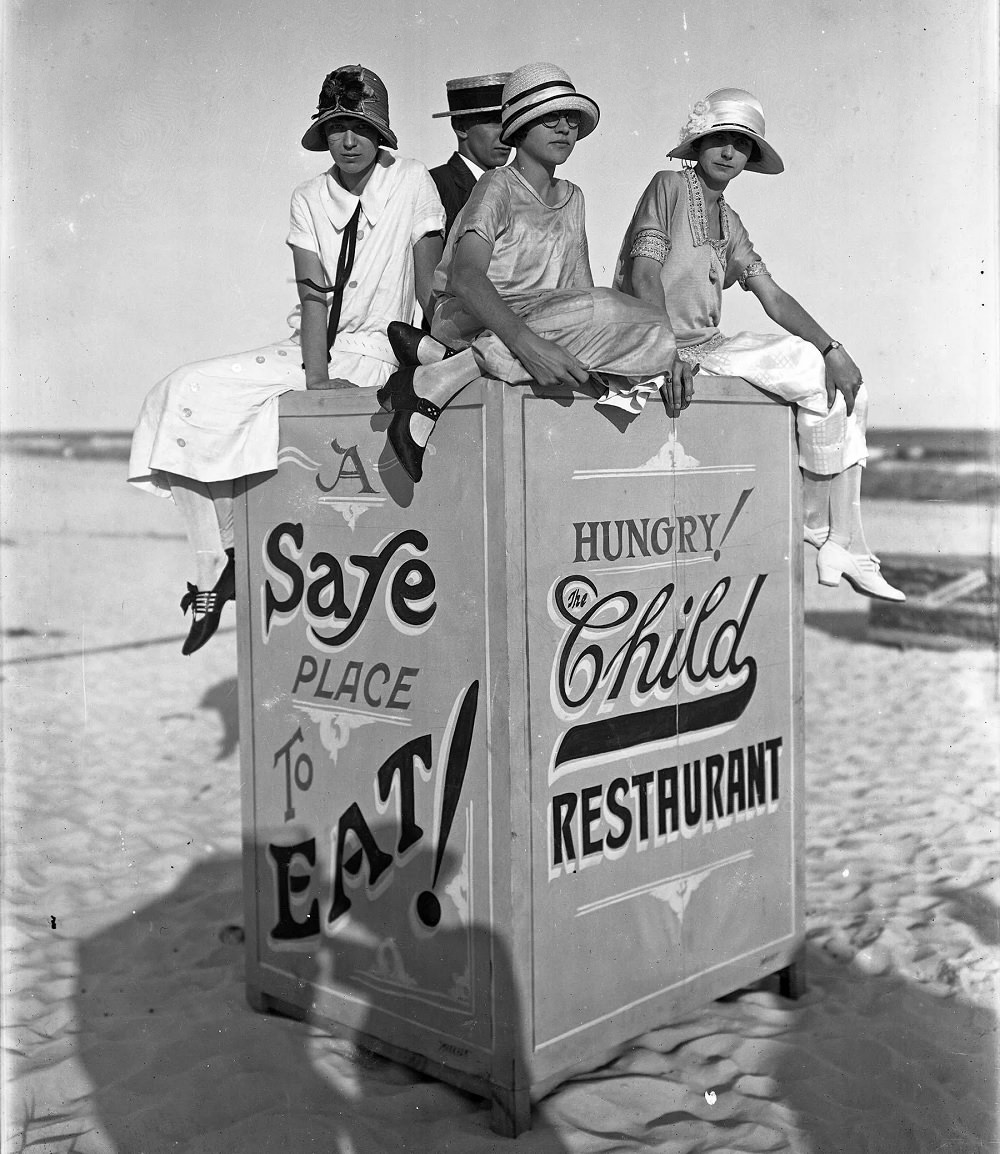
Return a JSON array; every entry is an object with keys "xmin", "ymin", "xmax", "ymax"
[{"xmin": 430, "ymin": 153, "xmax": 478, "ymax": 238}]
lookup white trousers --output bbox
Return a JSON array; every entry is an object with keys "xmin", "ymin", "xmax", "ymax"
[{"xmin": 685, "ymin": 331, "xmax": 868, "ymax": 475}]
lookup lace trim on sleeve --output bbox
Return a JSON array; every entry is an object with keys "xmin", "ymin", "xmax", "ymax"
[
  {"xmin": 630, "ymin": 229, "xmax": 671, "ymax": 265},
  {"xmin": 739, "ymin": 259, "xmax": 770, "ymax": 291}
]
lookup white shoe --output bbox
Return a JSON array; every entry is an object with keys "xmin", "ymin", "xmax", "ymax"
[
  {"xmin": 803, "ymin": 523, "xmax": 829, "ymax": 549},
  {"xmin": 816, "ymin": 541, "xmax": 906, "ymax": 602}
]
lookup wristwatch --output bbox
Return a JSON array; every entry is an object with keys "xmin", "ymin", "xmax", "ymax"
[{"xmin": 821, "ymin": 340, "xmax": 841, "ymax": 357}]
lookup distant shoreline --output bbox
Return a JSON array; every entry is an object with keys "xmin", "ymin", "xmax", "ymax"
[
  {"xmin": 3, "ymin": 427, "xmax": 997, "ymax": 457},
  {"xmin": 3, "ymin": 428, "xmax": 997, "ymax": 504}
]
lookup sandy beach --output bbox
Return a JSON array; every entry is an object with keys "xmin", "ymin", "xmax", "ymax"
[{"xmin": 2, "ymin": 454, "xmax": 997, "ymax": 1153}]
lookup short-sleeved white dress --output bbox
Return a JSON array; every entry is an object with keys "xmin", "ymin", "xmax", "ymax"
[{"xmin": 128, "ymin": 151, "xmax": 444, "ymax": 495}]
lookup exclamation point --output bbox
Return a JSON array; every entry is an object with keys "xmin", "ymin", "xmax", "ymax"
[
  {"xmin": 713, "ymin": 487, "xmax": 754, "ymax": 560},
  {"xmin": 416, "ymin": 681, "xmax": 480, "ymax": 928}
]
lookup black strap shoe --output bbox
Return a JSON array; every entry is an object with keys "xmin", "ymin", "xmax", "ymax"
[
  {"xmin": 181, "ymin": 587, "xmax": 226, "ymax": 655},
  {"xmin": 387, "ymin": 321, "xmax": 426, "ymax": 366},
  {"xmin": 179, "ymin": 551, "xmax": 236, "ymax": 655},
  {"xmin": 387, "ymin": 409, "xmax": 438, "ymax": 483},
  {"xmin": 387, "ymin": 321, "xmax": 456, "ymax": 367},
  {"xmin": 377, "ymin": 365, "xmax": 442, "ymax": 417},
  {"xmin": 216, "ymin": 548, "xmax": 236, "ymax": 604}
]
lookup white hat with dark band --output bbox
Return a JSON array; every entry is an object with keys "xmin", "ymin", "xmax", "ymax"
[{"xmin": 499, "ymin": 62, "xmax": 600, "ymax": 146}]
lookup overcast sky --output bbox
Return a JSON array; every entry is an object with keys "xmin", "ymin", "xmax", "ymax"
[{"xmin": 2, "ymin": 0, "xmax": 997, "ymax": 431}]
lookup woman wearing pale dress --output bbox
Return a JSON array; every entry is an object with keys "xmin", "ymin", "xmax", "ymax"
[
  {"xmin": 615, "ymin": 88, "xmax": 903, "ymax": 602},
  {"xmin": 128, "ymin": 65, "xmax": 445, "ymax": 653}
]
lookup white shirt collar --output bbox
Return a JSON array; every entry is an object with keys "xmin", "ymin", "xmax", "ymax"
[
  {"xmin": 457, "ymin": 153, "xmax": 485, "ymax": 181},
  {"xmin": 321, "ymin": 150, "xmax": 394, "ymax": 229}
]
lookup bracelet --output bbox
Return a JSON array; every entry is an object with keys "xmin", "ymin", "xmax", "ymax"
[{"xmin": 820, "ymin": 340, "xmax": 841, "ymax": 357}]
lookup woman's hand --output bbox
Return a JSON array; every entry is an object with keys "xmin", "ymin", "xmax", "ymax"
[
  {"xmin": 823, "ymin": 346, "xmax": 862, "ymax": 415},
  {"xmin": 452, "ymin": 233, "xmax": 589, "ymax": 389},
  {"xmin": 659, "ymin": 353, "xmax": 696, "ymax": 417},
  {"xmin": 748, "ymin": 277, "xmax": 863, "ymax": 415},
  {"xmin": 508, "ymin": 329, "xmax": 591, "ymax": 389}
]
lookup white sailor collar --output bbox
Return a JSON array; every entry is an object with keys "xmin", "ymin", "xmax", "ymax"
[{"xmin": 321, "ymin": 150, "xmax": 396, "ymax": 228}]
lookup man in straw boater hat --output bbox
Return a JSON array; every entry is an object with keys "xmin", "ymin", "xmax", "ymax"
[
  {"xmin": 430, "ymin": 73, "xmax": 512, "ymax": 237},
  {"xmin": 615, "ymin": 87, "xmax": 903, "ymax": 601},
  {"xmin": 128, "ymin": 64, "xmax": 446, "ymax": 654},
  {"xmin": 378, "ymin": 62, "xmax": 693, "ymax": 483}
]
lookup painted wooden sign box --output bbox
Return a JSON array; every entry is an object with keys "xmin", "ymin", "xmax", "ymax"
[{"xmin": 235, "ymin": 377, "xmax": 805, "ymax": 1137}]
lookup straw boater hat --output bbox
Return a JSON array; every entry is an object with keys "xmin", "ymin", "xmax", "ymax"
[
  {"xmin": 668, "ymin": 88, "xmax": 783, "ymax": 175},
  {"xmin": 301, "ymin": 65, "xmax": 398, "ymax": 151},
  {"xmin": 498, "ymin": 62, "xmax": 600, "ymax": 146},
  {"xmin": 431, "ymin": 73, "xmax": 511, "ymax": 119}
]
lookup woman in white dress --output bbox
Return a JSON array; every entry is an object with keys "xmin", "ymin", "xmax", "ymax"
[{"xmin": 128, "ymin": 65, "xmax": 445, "ymax": 653}]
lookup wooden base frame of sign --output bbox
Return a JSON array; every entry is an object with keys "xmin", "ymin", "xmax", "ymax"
[
  {"xmin": 243, "ymin": 985, "xmax": 532, "ymax": 1134},
  {"xmin": 244, "ymin": 960, "xmax": 803, "ymax": 1139},
  {"xmin": 236, "ymin": 377, "xmax": 807, "ymax": 1139},
  {"xmin": 779, "ymin": 956, "xmax": 807, "ymax": 999}
]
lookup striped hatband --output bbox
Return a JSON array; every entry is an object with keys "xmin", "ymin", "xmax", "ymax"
[{"xmin": 499, "ymin": 63, "xmax": 600, "ymax": 146}]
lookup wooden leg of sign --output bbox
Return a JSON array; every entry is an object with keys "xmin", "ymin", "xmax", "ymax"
[
  {"xmin": 491, "ymin": 1086, "xmax": 531, "ymax": 1138},
  {"xmin": 245, "ymin": 985, "xmax": 270, "ymax": 1014},
  {"xmin": 778, "ymin": 955, "xmax": 807, "ymax": 1000},
  {"xmin": 245, "ymin": 985, "xmax": 310, "ymax": 1021}
]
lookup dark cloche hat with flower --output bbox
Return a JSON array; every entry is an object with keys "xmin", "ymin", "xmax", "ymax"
[{"xmin": 302, "ymin": 65, "xmax": 397, "ymax": 151}]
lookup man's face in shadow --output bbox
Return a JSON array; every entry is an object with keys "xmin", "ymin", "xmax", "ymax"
[{"xmin": 456, "ymin": 114, "xmax": 511, "ymax": 170}]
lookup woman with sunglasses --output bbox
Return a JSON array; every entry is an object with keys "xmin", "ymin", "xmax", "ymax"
[{"xmin": 378, "ymin": 62, "xmax": 691, "ymax": 483}]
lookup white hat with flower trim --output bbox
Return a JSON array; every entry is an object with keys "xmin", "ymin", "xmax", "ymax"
[{"xmin": 668, "ymin": 88, "xmax": 783, "ymax": 175}]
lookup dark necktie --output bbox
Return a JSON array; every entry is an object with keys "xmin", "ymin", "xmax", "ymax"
[{"xmin": 296, "ymin": 201, "xmax": 363, "ymax": 354}]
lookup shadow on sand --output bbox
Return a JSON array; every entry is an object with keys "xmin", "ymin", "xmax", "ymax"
[
  {"xmin": 804, "ymin": 609, "xmax": 873, "ymax": 644},
  {"xmin": 74, "ymin": 842, "xmax": 573, "ymax": 1152},
  {"xmin": 199, "ymin": 677, "xmax": 240, "ymax": 762},
  {"xmin": 73, "ymin": 846, "xmax": 997, "ymax": 1152},
  {"xmin": 777, "ymin": 944, "xmax": 997, "ymax": 1151}
]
